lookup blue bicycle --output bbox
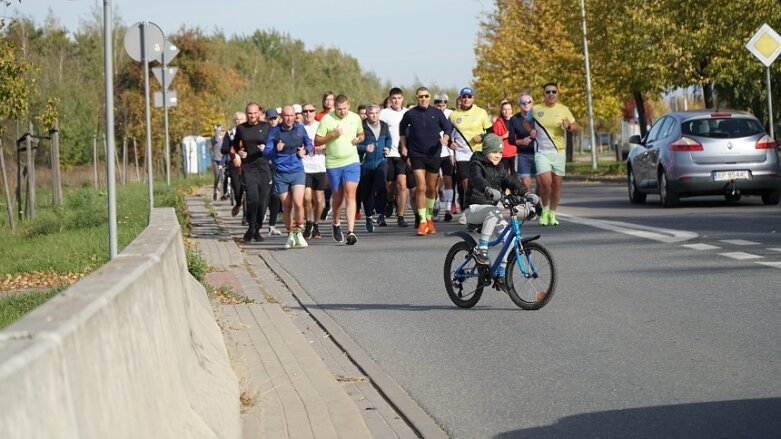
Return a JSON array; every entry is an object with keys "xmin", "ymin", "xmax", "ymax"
[{"xmin": 443, "ymin": 195, "xmax": 557, "ymax": 309}]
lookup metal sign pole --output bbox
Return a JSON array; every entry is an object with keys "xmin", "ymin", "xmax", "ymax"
[
  {"xmin": 767, "ymin": 66, "xmax": 775, "ymax": 139},
  {"xmin": 104, "ymin": 0, "xmax": 118, "ymax": 258},
  {"xmin": 141, "ymin": 22, "xmax": 154, "ymax": 210},
  {"xmin": 162, "ymin": 51, "xmax": 171, "ymax": 186}
]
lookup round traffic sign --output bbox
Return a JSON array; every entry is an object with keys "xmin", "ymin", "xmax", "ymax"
[{"xmin": 124, "ymin": 21, "xmax": 165, "ymax": 63}]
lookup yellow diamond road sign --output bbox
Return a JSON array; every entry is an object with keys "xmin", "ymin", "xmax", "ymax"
[{"xmin": 747, "ymin": 23, "xmax": 781, "ymax": 67}]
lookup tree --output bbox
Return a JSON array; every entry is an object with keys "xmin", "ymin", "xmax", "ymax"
[{"xmin": 474, "ymin": 0, "xmax": 620, "ymax": 125}]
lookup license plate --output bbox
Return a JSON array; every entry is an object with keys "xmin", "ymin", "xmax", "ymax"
[{"xmin": 713, "ymin": 170, "xmax": 750, "ymax": 181}]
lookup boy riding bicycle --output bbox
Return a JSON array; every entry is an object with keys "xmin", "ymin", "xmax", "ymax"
[{"xmin": 464, "ymin": 133, "xmax": 539, "ymax": 286}]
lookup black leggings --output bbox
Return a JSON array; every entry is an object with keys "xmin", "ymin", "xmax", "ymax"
[
  {"xmin": 267, "ymin": 193, "xmax": 281, "ymax": 227},
  {"xmin": 243, "ymin": 166, "xmax": 272, "ymax": 233},
  {"xmin": 358, "ymin": 163, "xmax": 388, "ymax": 217},
  {"xmin": 229, "ymin": 166, "xmax": 243, "ymax": 204}
]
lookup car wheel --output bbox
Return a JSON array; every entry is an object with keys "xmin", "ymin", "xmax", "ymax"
[
  {"xmin": 724, "ymin": 192, "xmax": 741, "ymax": 202},
  {"xmin": 761, "ymin": 189, "xmax": 780, "ymax": 205},
  {"xmin": 628, "ymin": 167, "xmax": 646, "ymax": 204},
  {"xmin": 658, "ymin": 169, "xmax": 679, "ymax": 207}
]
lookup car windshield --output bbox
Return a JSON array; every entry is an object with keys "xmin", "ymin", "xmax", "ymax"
[{"xmin": 681, "ymin": 117, "xmax": 765, "ymax": 139}]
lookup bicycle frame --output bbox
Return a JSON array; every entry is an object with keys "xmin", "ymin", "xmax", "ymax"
[{"xmin": 452, "ymin": 210, "xmax": 540, "ymax": 283}]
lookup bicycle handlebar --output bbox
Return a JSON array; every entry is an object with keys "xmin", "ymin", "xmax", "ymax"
[{"xmin": 500, "ymin": 194, "xmax": 543, "ymax": 220}]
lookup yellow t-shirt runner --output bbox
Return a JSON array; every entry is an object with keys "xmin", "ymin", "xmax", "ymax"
[
  {"xmin": 315, "ymin": 111, "xmax": 364, "ymax": 168},
  {"xmin": 527, "ymin": 102, "xmax": 575, "ymax": 153},
  {"xmin": 449, "ymin": 105, "xmax": 492, "ymax": 152}
]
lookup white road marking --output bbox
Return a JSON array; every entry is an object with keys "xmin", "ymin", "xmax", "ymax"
[
  {"xmin": 559, "ymin": 212, "xmax": 781, "ymax": 269},
  {"xmin": 756, "ymin": 261, "xmax": 781, "ymax": 269},
  {"xmin": 557, "ymin": 213, "xmax": 698, "ymax": 243},
  {"xmin": 719, "ymin": 239, "xmax": 760, "ymax": 246},
  {"xmin": 681, "ymin": 243, "xmax": 721, "ymax": 251},
  {"xmin": 719, "ymin": 252, "xmax": 763, "ymax": 260}
]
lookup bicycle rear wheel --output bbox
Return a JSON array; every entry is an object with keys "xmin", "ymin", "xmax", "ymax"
[
  {"xmin": 505, "ymin": 241, "xmax": 556, "ymax": 310},
  {"xmin": 443, "ymin": 241, "xmax": 484, "ymax": 308}
]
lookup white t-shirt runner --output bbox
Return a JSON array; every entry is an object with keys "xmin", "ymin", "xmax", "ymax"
[
  {"xmin": 379, "ymin": 107, "xmax": 407, "ymax": 158},
  {"xmin": 301, "ymin": 121, "xmax": 325, "ymax": 173}
]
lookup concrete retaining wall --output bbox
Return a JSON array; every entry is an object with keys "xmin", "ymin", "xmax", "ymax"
[{"xmin": 0, "ymin": 208, "xmax": 240, "ymax": 439}]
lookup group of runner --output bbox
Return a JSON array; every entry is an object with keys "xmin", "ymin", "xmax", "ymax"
[{"xmin": 214, "ymin": 83, "xmax": 578, "ymax": 248}]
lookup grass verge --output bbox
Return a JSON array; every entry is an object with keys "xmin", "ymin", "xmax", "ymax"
[
  {"xmin": 0, "ymin": 286, "xmax": 65, "ymax": 329},
  {"xmin": 0, "ymin": 176, "xmax": 209, "ymax": 326}
]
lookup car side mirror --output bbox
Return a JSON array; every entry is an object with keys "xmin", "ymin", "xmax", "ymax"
[{"xmin": 628, "ymin": 134, "xmax": 642, "ymax": 145}]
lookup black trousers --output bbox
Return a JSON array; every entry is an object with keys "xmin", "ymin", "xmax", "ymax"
[
  {"xmin": 358, "ymin": 163, "xmax": 388, "ymax": 217},
  {"xmin": 267, "ymin": 192, "xmax": 281, "ymax": 227},
  {"xmin": 243, "ymin": 165, "xmax": 272, "ymax": 233},
  {"xmin": 229, "ymin": 165, "xmax": 243, "ymax": 205}
]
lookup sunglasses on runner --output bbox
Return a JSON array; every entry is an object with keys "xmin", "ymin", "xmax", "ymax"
[
  {"xmin": 417, "ymin": 94, "xmax": 430, "ymax": 99},
  {"xmin": 544, "ymin": 90, "xmax": 558, "ymax": 95}
]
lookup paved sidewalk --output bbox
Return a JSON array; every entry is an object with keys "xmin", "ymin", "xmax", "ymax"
[{"xmin": 186, "ymin": 190, "xmax": 419, "ymax": 439}]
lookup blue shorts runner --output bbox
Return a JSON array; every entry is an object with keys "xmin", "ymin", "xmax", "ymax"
[
  {"xmin": 326, "ymin": 162, "xmax": 361, "ymax": 192},
  {"xmin": 273, "ymin": 170, "xmax": 306, "ymax": 194},
  {"xmin": 516, "ymin": 153, "xmax": 537, "ymax": 178}
]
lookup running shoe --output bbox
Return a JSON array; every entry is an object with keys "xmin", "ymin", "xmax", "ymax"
[
  {"xmin": 303, "ymin": 221, "xmax": 313, "ymax": 239},
  {"xmin": 355, "ymin": 210, "xmax": 362, "ymax": 220},
  {"xmin": 539, "ymin": 208, "xmax": 550, "ymax": 226},
  {"xmin": 365, "ymin": 216, "xmax": 375, "ymax": 233},
  {"xmin": 472, "ymin": 248, "xmax": 489, "ymax": 265},
  {"xmin": 458, "ymin": 213, "xmax": 467, "ymax": 225},
  {"xmin": 321, "ymin": 203, "xmax": 331, "ymax": 221},
  {"xmin": 377, "ymin": 214, "xmax": 387, "ymax": 227},
  {"xmin": 332, "ymin": 224, "xmax": 344, "ymax": 243},
  {"xmin": 426, "ymin": 219, "xmax": 436, "ymax": 234},
  {"xmin": 443, "ymin": 212, "xmax": 453, "ymax": 222},
  {"xmin": 294, "ymin": 227, "xmax": 308, "ymax": 248},
  {"xmin": 268, "ymin": 226, "xmax": 282, "ymax": 236},
  {"xmin": 548, "ymin": 211, "xmax": 559, "ymax": 226},
  {"xmin": 450, "ymin": 204, "xmax": 459, "ymax": 214},
  {"xmin": 432, "ymin": 206, "xmax": 439, "ymax": 220},
  {"xmin": 231, "ymin": 203, "xmax": 241, "ymax": 217},
  {"xmin": 284, "ymin": 231, "xmax": 296, "ymax": 249},
  {"xmin": 397, "ymin": 216, "xmax": 408, "ymax": 227},
  {"xmin": 416, "ymin": 220, "xmax": 429, "ymax": 236},
  {"xmin": 311, "ymin": 223, "xmax": 322, "ymax": 239},
  {"xmin": 494, "ymin": 276, "xmax": 508, "ymax": 293},
  {"xmin": 345, "ymin": 232, "xmax": 357, "ymax": 246},
  {"xmin": 385, "ymin": 202, "xmax": 395, "ymax": 217},
  {"xmin": 242, "ymin": 230, "xmax": 253, "ymax": 243}
]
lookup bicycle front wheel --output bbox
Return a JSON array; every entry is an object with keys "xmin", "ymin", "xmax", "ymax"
[
  {"xmin": 506, "ymin": 241, "xmax": 556, "ymax": 310},
  {"xmin": 443, "ymin": 241, "xmax": 484, "ymax": 308}
]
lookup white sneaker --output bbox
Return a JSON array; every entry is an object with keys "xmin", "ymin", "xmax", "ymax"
[
  {"xmin": 268, "ymin": 226, "xmax": 282, "ymax": 236},
  {"xmin": 458, "ymin": 213, "xmax": 468, "ymax": 225},
  {"xmin": 294, "ymin": 228, "xmax": 308, "ymax": 248},
  {"xmin": 284, "ymin": 231, "xmax": 296, "ymax": 249}
]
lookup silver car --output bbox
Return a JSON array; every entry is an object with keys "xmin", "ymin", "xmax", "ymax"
[{"xmin": 626, "ymin": 110, "xmax": 781, "ymax": 207}]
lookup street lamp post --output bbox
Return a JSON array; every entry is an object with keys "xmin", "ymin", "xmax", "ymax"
[{"xmin": 580, "ymin": 0, "xmax": 598, "ymax": 171}]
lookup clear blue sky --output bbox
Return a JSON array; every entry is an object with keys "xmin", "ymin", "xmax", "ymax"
[{"xmin": 4, "ymin": 0, "xmax": 491, "ymax": 88}]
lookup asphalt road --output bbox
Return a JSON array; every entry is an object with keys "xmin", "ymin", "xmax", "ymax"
[{"xmin": 263, "ymin": 181, "xmax": 781, "ymax": 438}]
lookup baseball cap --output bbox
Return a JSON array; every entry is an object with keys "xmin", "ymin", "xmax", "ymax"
[
  {"xmin": 481, "ymin": 133, "xmax": 503, "ymax": 154},
  {"xmin": 293, "ymin": 104, "xmax": 302, "ymax": 114},
  {"xmin": 459, "ymin": 87, "xmax": 474, "ymax": 97},
  {"xmin": 265, "ymin": 108, "xmax": 279, "ymax": 119}
]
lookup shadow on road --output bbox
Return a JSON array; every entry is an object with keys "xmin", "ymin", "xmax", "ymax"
[
  {"xmin": 309, "ymin": 302, "xmax": 520, "ymax": 312},
  {"xmin": 494, "ymin": 397, "xmax": 781, "ymax": 439}
]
